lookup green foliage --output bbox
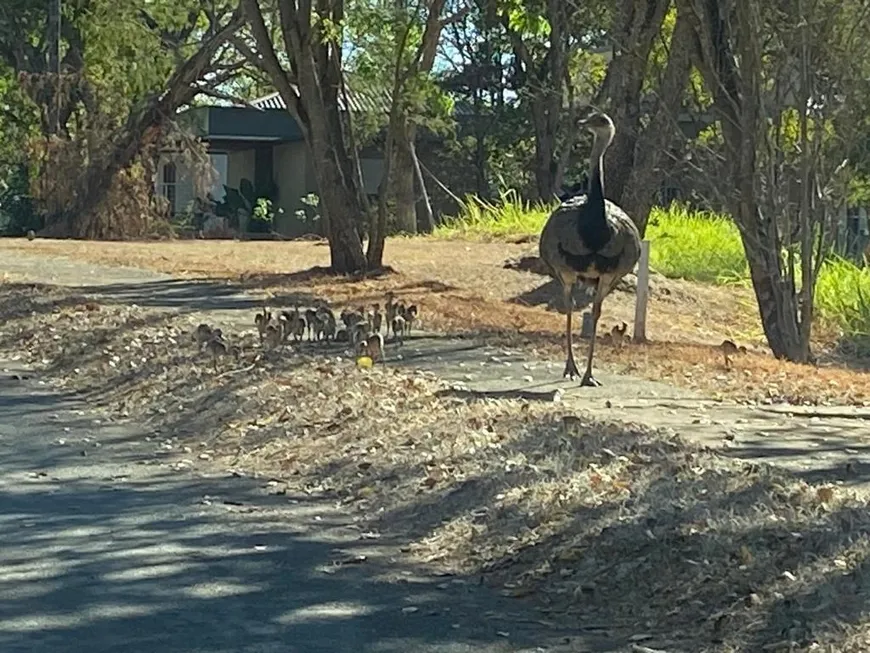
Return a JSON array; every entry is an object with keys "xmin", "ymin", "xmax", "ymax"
[
  {"xmin": 345, "ymin": 0, "xmax": 455, "ymax": 144},
  {"xmin": 250, "ymin": 197, "xmax": 280, "ymax": 233},
  {"xmin": 295, "ymin": 193, "xmax": 321, "ymax": 225},
  {"xmin": 214, "ymin": 177, "xmax": 281, "ymax": 232},
  {"xmin": 815, "ymin": 257, "xmax": 870, "ymax": 349}
]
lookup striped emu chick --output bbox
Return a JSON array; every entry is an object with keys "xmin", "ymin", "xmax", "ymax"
[
  {"xmin": 611, "ymin": 322, "xmax": 628, "ymax": 349},
  {"xmin": 315, "ymin": 307, "xmax": 337, "ymax": 341},
  {"xmin": 402, "ymin": 303, "xmax": 418, "ymax": 335},
  {"xmin": 304, "ymin": 308, "xmax": 318, "ymax": 340},
  {"xmin": 372, "ymin": 304, "xmax": 383, "ymax": 334},
  {"xmin": 357, "ymin": 332, "xmax": 385, "ymax": 362},
  {"xmin": 264, "ymin": 323, "xmax": 283, "ymax": 349},
  {"xmin": 192, "ymin": 323, "xmax": 214, "ymax": 349},
  {"xmin": 282, "ymin": 308, "xmax": 307, "ymax": 342},
  {"xmin": 204, "ymin": 331, "xmax": 239, "ymax": 370},
  {"xmin": 385, "ymin": 292, "xmax": 398, "ymax": 336}
]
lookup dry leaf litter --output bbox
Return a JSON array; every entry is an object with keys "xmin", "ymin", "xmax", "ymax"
[{"xmin": 3, "ymin": 282, "xmax": 870, "ymax": 653}]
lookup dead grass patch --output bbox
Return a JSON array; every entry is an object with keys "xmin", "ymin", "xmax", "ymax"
[
  {"xmin": 3, "ymin": 282, "xmax": 870, "ymax": 652},
  {"xmin": 2, "ymin": 237, "xmax": 868, "ymax": 406}
]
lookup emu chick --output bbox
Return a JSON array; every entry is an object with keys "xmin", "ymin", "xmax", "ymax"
[
  {"xmin": 391, "ymin": 315, "xmax": 406, "ymax": 345},
  {"xmin": 357, "ymin": 333, "xmax": 385, "ymax": 362},
  {"xmin": 611, "ymin": 322, "xmax": 628, "ymax": 349},
  {"xmin": 720, "ymin": 339, "xmax": 747, "ymax": 369},
  {"xmin": 193, "ymin": 324, "xmax": 214, "ymax": 348}
]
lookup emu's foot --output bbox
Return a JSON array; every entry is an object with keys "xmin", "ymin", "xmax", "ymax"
[
  {"xmin": 563, "ymin": 357, "xmax": 581, "ymax": 380},
  {"xmin": 579, "ymin": 372, "xmax": 602, "ymax": 387}
]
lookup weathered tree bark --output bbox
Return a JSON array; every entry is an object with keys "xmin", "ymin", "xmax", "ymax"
[
  {"xmin": 599, "ymin": 0, "xmax": 671, "ymax": 205},
  {"xmin": 680, "ymin": 0, "xmax": 813, "ymax": 362},
  {"xmin": 392, "ymin": 118, "xmax": 418, "ymax": 233},
  {"xmin": 529, "ymin": 96, "xmax": 560, "ymax": 201},
  {"xmin": 619, "ymin": 7, "xmax": 694, "ymax": 236}
]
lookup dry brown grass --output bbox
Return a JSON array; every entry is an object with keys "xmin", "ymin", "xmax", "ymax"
[
  {"xmin": 4, "ymin": 281, "xmax": 870, "ymax": 652},
  {"xmin": 2, "ymin": 237, "xmax": 868, "ymax": 406}
]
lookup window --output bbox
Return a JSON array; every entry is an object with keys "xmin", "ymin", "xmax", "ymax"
[{"xmin": 161, "ymin": 162, "xmax": 178, "ymax": 215}]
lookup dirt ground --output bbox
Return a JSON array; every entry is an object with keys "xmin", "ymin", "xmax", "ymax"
[
  {"xmin": 2, "ymin": 237, "xmax": 867, "ymax": 407},
  {"xmin": 3, "ymin": 273, "xmax": 870, "ymax": 652}
]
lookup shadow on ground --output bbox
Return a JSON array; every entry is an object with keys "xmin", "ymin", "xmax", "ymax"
[{"xmin": 0, "ymin": 371, "xmax": 596, "ymax": 653}]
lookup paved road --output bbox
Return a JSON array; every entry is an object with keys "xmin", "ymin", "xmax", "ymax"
[{"xmin": 0, "ymin": 362, "xmax": 617, "ymax": 653}]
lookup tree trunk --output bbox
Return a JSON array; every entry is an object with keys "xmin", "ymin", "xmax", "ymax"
[
  {"xmin": 741, "ymin": 223, "xmax": 809, "ymax": 361},
  {"xmin": 530, "ymin": 96, "xmax": 559, "ymax": 201},
  {"xmin": 620, "ymin": 8, "xmax": 694, "ymax": 235},
  {"xmin": 369, "ymin": 108, "xmax": 398, "ymax": 269},
  {"xmin": 411, "ymin": 138, "xmax": 435, "ymax": 232},
  {"xmin": 600, "ymin": 0, "xmax": 671, "ymax": 204},
  {"xmin": 503, "ymin": 0, "xmax": 568, "ymax": 203},
  {"xmin": 392, "ymin": 119, "xmax": 417, "ymax": 233},
  {"xmin": 308, "ymin": 132, "xmax": 368, "ymax": 273}
]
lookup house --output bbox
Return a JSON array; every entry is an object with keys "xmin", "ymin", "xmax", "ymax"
[{"xmin": 156, "ymin": 88, "xmax": 389, "ymax": 237}]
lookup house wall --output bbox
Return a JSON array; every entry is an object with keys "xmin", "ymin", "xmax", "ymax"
[
  {"xmin": 272, "ymin": 141, "xmax": 312, "ymax": 236},
  {"xmin": 278, "ymin": 151, "xmax": 384, "ymax": 236},
  {"xmin": 227, "ymin": 149, "xmax": 256, "ymax": 190}
]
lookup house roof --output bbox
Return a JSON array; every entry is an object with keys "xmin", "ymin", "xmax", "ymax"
[{"xmin": 251, "ymin": 83, "xmax": 392, "ymax": 114}]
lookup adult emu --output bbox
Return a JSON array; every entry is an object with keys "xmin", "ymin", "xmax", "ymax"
[{"xmin": 538, "ymin": 110, "xmax": 641, "ymax": 387}]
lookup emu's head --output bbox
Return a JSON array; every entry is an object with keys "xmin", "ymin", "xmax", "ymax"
[{"xmin": 577, "ymin": 110, "xmax": 615, "ymax": 145}]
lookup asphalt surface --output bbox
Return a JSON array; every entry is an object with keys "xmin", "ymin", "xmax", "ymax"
[{"xmin": 0, "ymin": 361, "xmax": 619, "ymax": 653}]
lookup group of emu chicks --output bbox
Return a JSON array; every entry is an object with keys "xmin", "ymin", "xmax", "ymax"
[{"xmin": 191, "ymin": 291, "xmax": 419, "ymax": 370}]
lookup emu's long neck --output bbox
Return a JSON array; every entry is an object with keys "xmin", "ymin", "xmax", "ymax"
[{"xmin": 586, "ymin": 132, "xmax": 610, "ymax": 211}]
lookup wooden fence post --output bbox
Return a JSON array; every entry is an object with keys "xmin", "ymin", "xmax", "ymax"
[{"xmin": 633, "ymin": 240, "xmax": 650, "ymax": 343}]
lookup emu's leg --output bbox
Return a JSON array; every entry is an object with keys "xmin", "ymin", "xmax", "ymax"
[
  {"xmin": 562, "ymin": 280, "xmax": 581, "ymax": 379},
  {"xmin": 580, "ymin": 281, "xmax": 605, "ymax": 387}
]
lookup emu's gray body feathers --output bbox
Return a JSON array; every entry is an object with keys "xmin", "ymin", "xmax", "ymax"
[{"xmin": 539, "ymin": 194, "xmax": 641, "ymax": 291}]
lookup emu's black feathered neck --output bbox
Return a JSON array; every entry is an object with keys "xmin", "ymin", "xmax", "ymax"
[{"xmin": 574, "ymin": 130, "xmax": 610, "ymax": 252}]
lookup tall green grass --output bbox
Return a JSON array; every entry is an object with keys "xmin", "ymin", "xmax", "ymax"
[
  {"xmin": 434, "ymin": 189, "xmax": 552, "ymax": 240},
  {"xmin": 436, "ymin": 193, "xmax": 870, "ymax": 347},
  {"xmin": 815, "ymin": 257, "xmax": 870, "ymax": 346},
  {"xmin": 645, "ymin": 204, "xmax": 749, "ymax": 284}
]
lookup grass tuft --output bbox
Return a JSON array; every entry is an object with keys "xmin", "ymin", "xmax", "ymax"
[{"xmin": 434, "ymin": 189, "xmax": 552, "ymax": 240}]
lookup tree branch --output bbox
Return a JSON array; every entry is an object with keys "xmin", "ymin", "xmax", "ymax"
[{"xmin": 237, "ymin": 0, "xmax": 307, "ymax": 130}]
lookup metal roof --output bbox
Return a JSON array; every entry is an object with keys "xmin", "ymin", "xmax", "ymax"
[{"xmin": 250, "ymin": 82, "xmax": 392, "ymax": 114}]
